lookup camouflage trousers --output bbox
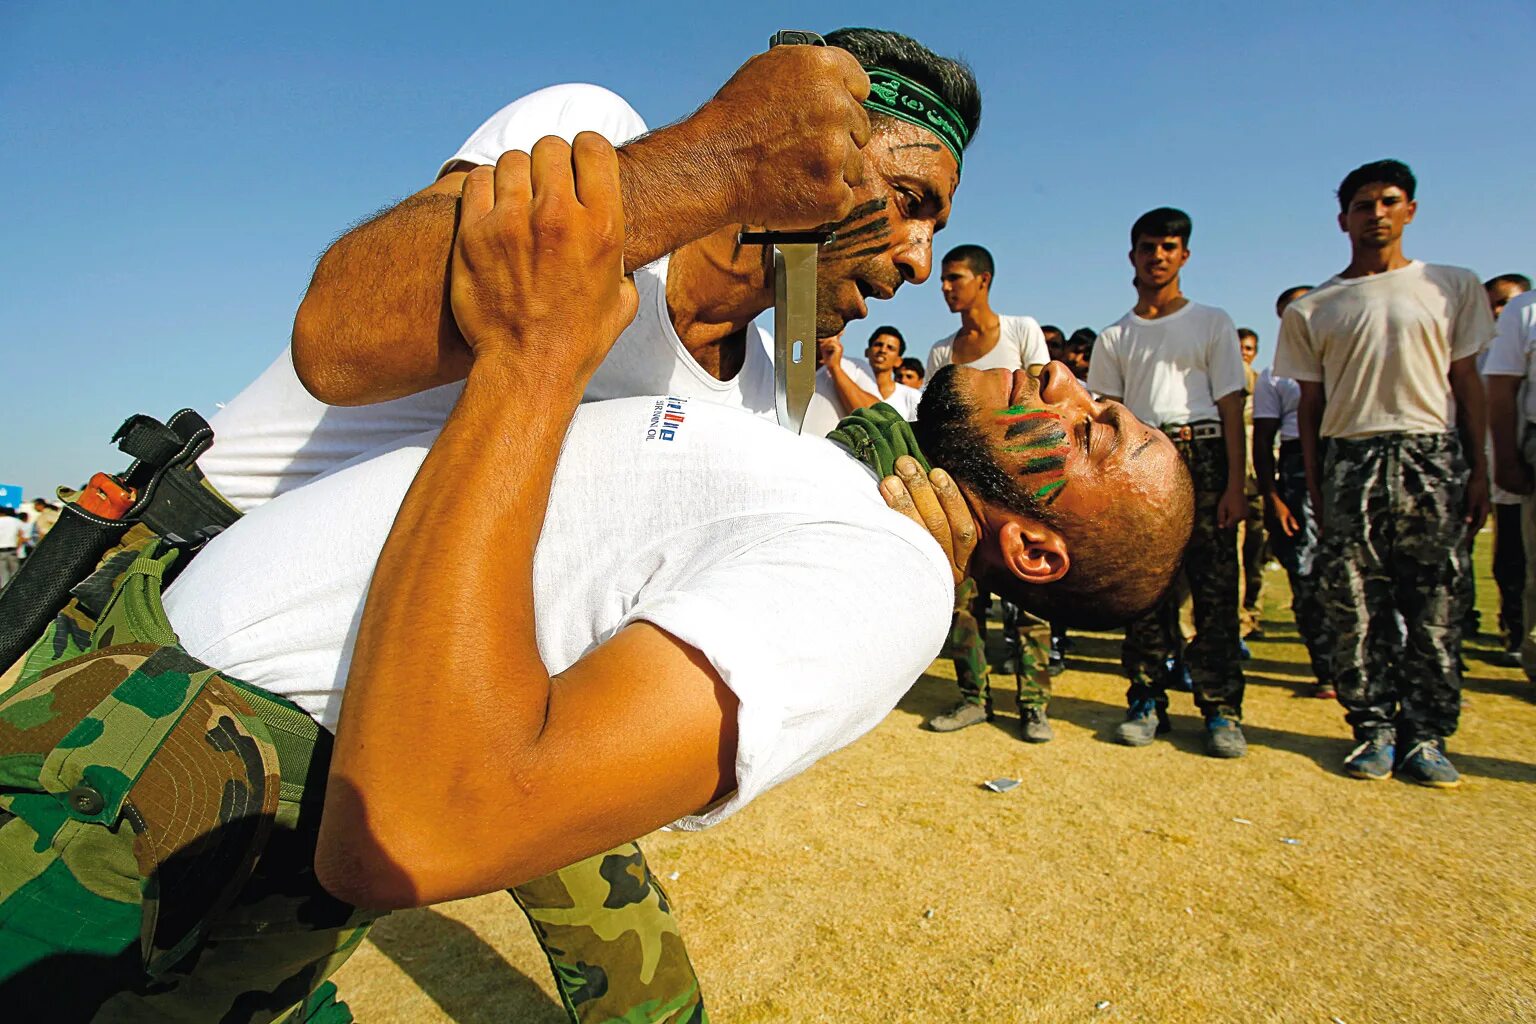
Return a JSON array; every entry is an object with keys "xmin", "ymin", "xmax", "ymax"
[
  {"xmin": 1240, "ymin": 492, "xmax": 1266, "ymax": 622},
  {"xmin": 1320, "ymin": 432, "xmax": 1468, "ymax": 744},
  {"xmin": 943, "ymin": 578, "xmax": 1051, "ymax": 711},
  {"xmin": 1516, "ymin": 432, "xmax": 1536, "ymax": 681},
  {"xmin": 1122, "ymin": 433, "xmax": 1245, "ymax": 718},
  {"xmin": 1271, "ymin": 445, "xmax": 1336, "ymax": 685}
]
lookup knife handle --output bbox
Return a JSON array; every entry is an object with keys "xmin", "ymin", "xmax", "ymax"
[{"xmin": 768, "ymin": 30, "xmax": 826, "ymax": 47}]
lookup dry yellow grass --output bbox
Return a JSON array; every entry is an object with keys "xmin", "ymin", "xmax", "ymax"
[{"xmin": 333, "ymin": 547, "xmax": 1536, "ymax": 1023}]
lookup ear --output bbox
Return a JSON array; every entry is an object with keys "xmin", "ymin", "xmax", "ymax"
[
  {"xmin": 1337, "ymin": 211, "xmax": 1349, "ymax": 234},
  {"xmin": 997, "ymin": 519, "xmax": 1069, "ymax": 585},
  {"xmin": 980, "ymin": 271, "xmax": 992, "ymax": 291},
  {"xmin": 1403, "ymin": 199, "xmax": 1417, "ymax": 225}
]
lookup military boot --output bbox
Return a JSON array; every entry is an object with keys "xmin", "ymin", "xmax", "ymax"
[
  {"xmin": 1019, "ymin": 705, "xmax": 1054, "ymax": 744},
  {"xmin": 926, "ymin": 700, "xmax": 992, "ymax": 732}
]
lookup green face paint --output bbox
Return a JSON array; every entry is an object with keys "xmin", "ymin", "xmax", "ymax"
[{"xmin": 995, "ymin": 406, "xmax": 1070, "ymax": 504}]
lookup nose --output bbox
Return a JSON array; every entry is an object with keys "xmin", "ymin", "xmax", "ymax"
[
  {"xmin": 893, "ymin": 225, "xmax": 934, "ymax": 285},
  {"xmin": 1039, "ymin": 361, "xmax": 1094, "ymax": 411}
]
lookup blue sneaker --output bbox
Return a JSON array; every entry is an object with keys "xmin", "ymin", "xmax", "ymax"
[
  {"xmin": 1343, "ymin": 737, "xmax": 1395, "ymax": 780},
  {"xmin": 1238, "ymin": 639, "xmax": 1252, "ymax": 661},
  {"xmin": 1115, "ymin": 699, "xmax": 1162, "ymax": 746},
  {"xmin": 1204, "ymin": 716, "xmax": 1247, "ymax": 759},
  {"xmin": 1397, "ymin": 740, "xmax": 1461, "ymax": 789},
  {"xmin": 1164, "ymin": 657, "xmax": 1194, "ymax": 692}
]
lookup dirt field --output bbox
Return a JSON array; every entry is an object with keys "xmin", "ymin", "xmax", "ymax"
[{"xmin": 332, "ymin": 542, "xmax": 1536, "ymax": 1023}]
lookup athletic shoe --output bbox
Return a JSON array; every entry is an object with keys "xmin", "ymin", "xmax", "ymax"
[
  {"xmin": 1115, "ymin": 700, "xmax": 1162, "ymax": 747},
  {"xmin": 1204, "ymin": 716, "xmax": 1247, "ymax": 759},
  {"xmin": 1310, "ymin": 681, "xmax": 1337, "ymax": 700},
  {"xmin": 1397, "ymin": 740, "xmax": 1462, "ymax": 789},
  {"xmin": 1238, "ymin": 639, "xmax": 1253, "ymax": 661},
  {"xmin": 926, "ymin": 701, "xmax": 992, "ymax": 732},
  {"xmin": 1020, "ymin": 706, "xmax": 1054, "ymax": 744},
  {"xmin": 1343, "ymin": 737, "xmax": 1395, "ymax": 780}
]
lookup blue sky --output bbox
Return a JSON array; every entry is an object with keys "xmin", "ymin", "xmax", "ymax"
[{"xmin": 3, "ymin": 0, "xmax": 1532, "ymax": 498}]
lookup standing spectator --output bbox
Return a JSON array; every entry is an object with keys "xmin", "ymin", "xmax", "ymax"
[
  {"xmin": 1484, "ymin": 274, "xmax": 1532, "ymax": 651},
  {"xmin": 1087, "ymin": 206, "xmax": 1249, "ymax": 758},
  {"xmin": 802, "ymin": 332, "xmax": 883, "ymax": 438},
  {"xmin": 0, "ymin": 508, "xmax": 24, "ymax": 588},
  {"xmin": 1042, "ymin": 324, "xmax": 1067, "ymax": 363},
  {"xmin": 29, "ymin": 497, "xmax": 60, "ymax": 544},
  {"xmin": 1237, "ymin": 327, "xmax": 1267, "ymax": 640},
  {"xmin": 1064, "ymin": 328, "xmax": 1096, "ymax": 382},
  {"xmin": 1275, "ymin": 159, "xmax": 1493, "ymax": 787},
  {"xmin": 862, "ymin": 325, "xmax": 924, "ymax": 419},
  {"xmin": 1484, "ymin": 286, "xmax": 1536, "ymax": 681},
  {"xmin": 924, "ymin": 244, "xmax": 1055, "ymax": 742},
  {"xmin": 897, "ymin": 357, "xmax": 926, "ymax": 389},
  {"xmin": 1253, "ymin": 286, "xmax": 1337, "ymax": 698}
]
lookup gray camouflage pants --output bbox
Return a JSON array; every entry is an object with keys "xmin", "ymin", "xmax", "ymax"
[
  {"xmin": 1272, "ymin": 445, "xmax": 1335, "ymax": 684},
  {"xmin": 1320, "ymin": 432, "xmax": 1468, "ymax": 744}
]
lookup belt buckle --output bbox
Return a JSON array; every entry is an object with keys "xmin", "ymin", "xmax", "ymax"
[{"xmin": 1169, "ymin": 425, "xmax": 1192, "ymax": 442}]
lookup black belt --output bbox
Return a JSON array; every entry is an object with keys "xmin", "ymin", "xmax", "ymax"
[{"xmin": 1162, "ymin": 422, "xmax": 1221, "ymax": 442}]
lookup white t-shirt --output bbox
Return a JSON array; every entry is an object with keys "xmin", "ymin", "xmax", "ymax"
[
  {"xmin": 1273, "ymin": 261, "xmax": 1494, "ymax": 439},
  {"xmin": 1251, "ymin": 367, "xmax": 1301, "ymax": 441},
  {"xmin": 0, "ymin": 517, "xmax": 24, "ymax": 549},
  {"xmin": 879, "ymin": 381, "xmax": 924, "ymax": 421},
  {"xmin": 199, "ymin": 84, "xmax": 782, "ymax": 511},
  {"xmin": 926, "ymin": 315, "xmax": 1050, "ymax": 379},
  {"xmin": 1481, "ymin": 290, "xmax": 1536, "ymax": 420},
  {"xmin": 165, "ymin": 398, "xmax": 951, "ymax": 830},
  {"xmin": 1085, "ymin": 302, "xmax": 1247, "ymax": 428},
  {"xmin": 804, "ymin": 358, "xmax": 881, "ymax": 438}
]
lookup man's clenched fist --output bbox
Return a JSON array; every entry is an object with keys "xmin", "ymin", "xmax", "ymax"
[
  {"xmin": 698, "ymin": 45, "xmax": 871, "ymax": 231},
  {"xmin": 450, "ymin": 133, "xmax": 638, "ymax": 382}
]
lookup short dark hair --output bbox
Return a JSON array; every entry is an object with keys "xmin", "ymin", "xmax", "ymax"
[
  {"xmin": 942, "ymin": 244, "xmax": 994, "ymax": 280},
  {"xmin": 1237, "ymin": 328, "xmax": 1258, "ymax": 343},
  {"xmin": 1487, "ymin": 273, "xmax": 1533, "ymax": 293},
  {"xmin": 1337, "ymin": 159, "xmax": 1416, "ymax": 213},
  {"xmin": 1066, "ymin": 327, "xmax": 1096, "ymax": 351},
  {"xmin": 824, "ymin": 28, "xmax": 982, "ymax": 150},
  {"xmin": 913, "ymin": 366, "xmax": 1193, "ymax": 628},
  {"xmin": 1130, "ymin": 207, "xmax": 1191, "ymax": 247},
  {"xmin": 1276, "ymin": 285, "xmax": 1312, "ymax": 310},
  {"xmin": 1041, "ymin": 324, "xmax": 1064, "ymax": 338},
  {"xmin": 868, "ymin": 324, "xmax": 906, "ymax": 354},
  {"xmin": 900, "ymin": 356, "xmax": 925, "ymax": 381}
]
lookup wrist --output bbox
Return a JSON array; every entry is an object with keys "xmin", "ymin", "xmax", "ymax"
[{"xmin": 638, "ymin": 108, "xmax": 739, "ymax": 224}]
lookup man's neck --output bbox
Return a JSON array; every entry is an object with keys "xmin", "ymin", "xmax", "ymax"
[
  {"xmin": 1342, "ymin": 242, "xmax": 1411, "ymax": 279},
  {"xmin": 664, "ymin": 225, "xmax": 775, "ymax": 380},
  {"xmin": 1133, "ymin": 278, "xmax": 1187, "ymax": 319},
  {"xmin": 870, "ymin": 366, "xmax": 897, "ymax": 398},
  {"xmin": 957, "ymin": 298, "xmax": 999, "ymax": 335}
]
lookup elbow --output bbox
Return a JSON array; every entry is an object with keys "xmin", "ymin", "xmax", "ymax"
[
  {"xmin": 291, "ymin": 292, "xmax": 356, "ymax": 407},
  {"xmin": 315, "ymin": 838, "xmax": 423, "ymax": 912}
]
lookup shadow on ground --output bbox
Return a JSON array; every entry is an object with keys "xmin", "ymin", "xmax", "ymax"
[{"xmin": 365, "ymin": 908, "xmax": 566, "ymax": 1024}]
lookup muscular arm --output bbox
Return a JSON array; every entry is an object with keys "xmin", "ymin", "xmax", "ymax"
[
  {"xmin": 293, "ymin": 124, "xmax": 737, "ymax": 406},
  {"xmin": 824, "ymin": 359, "xmax": 880, "ymax": 413},
  {"xmin": 1214, "ymin": 390, "xmax": 1247, "ymax": 528},
  {"xmin": 1298, "ymin": 381, "xmax": 1326, "ymax": 518},
  {"xmin": 1448, "ymin": 355, "xmax": 1490, "ymax": 530},
  {"xmin": 1487, "ymin": 375, "xmax": 1533, "ymax": 495},
  {"xmin": 315, "ymin": 138, "xmax": 740, "ymax": 909}
]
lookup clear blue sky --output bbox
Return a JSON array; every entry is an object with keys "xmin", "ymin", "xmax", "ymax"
[{"xmin": 3, "ymin": 0, "xmax": 1532, "ymax": 498}]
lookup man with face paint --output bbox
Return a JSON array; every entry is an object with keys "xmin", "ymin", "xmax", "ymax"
[
  {"xmin": 922, "ymin": 245, "xmax": 1056, "ymax": 739},
  {"xmin": 1087, "ymin": 207, "xmax": 1251, "ymax": 758},
  {"xmin": 1276, "ymin": 159, "xmax": 1494, "ymax": 788},
  {"xmin": 199, "ymin": 29, "xmax": 974, "ymax": 511}
]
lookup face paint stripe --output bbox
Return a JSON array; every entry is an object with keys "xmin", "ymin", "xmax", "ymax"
[
  {"xmin": 823, "ymin": 243, "xmax": 893, "ymax": 262},
  {"xmin": 1019, "ymin": 455, "xmax": 1066, "ymax": 475},
  {"xmin": 1034, "ymin": 479, "xmax": 1066, "ymax": 501},
  {"xmin": 1002, "ymin": 439, "xmax": 1071, "ymax": 454},
  {"xmin": 815, "ymin": 198, "xmax": 888, "ymax": 236},
  {"xmin": 822, "ymin": 218, "xmax": 891, "ymax": 249}
]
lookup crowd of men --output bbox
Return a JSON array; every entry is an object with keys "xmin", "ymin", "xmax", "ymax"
[
  {"xmin": 0, "ymin": 497, "xmax": 60, "ymax": 588},
  {"xmin": 833, "ymin": 160, "xmax": 1522, "ymax": 791},
  {"xmin": 1, "ymin": 23, "xmax": 1527, "ymax": 1023}
]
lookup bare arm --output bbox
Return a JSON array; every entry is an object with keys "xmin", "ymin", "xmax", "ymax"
[
  {"xmin": 294, "ymin": 46, "xmax": 872, "ymax": 407},
  {"xmin": 1214, "ymin": 390, "xmax": 1247, "ymax": 529},
  {"xmin": 1487, "ymin": 375, "xmax": 1533, "ymax": 496},
  {"xmin": 1448, "ymin": 355, "xmax": 1490, "ymax": 532},
  {"xmin": 315, "ymin": 137, "xmax": 739, "ymax": 909},
  {"xmin": 1297, "ymin": 381, "xmax": 1326, "ymax": 524},
  {"xmin": 1253, "ymin": 418, "xmax": 1297, "ymax": 537}
]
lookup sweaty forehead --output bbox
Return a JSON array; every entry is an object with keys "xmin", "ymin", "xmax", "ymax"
[{"xmin": 868, "ymin": 119, "xmax": 960, "ymax": 203}]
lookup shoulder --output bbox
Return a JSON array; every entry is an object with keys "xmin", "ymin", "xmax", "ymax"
[
  {"xmin": 1188, "ymin": 302, "xmax": 1236, "ymax": 332},
  {"xmin": 442, "ymin": 84, "xmax": 648, "ymax": 174}
]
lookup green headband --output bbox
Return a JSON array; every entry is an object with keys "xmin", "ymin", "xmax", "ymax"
[{"xmin": 863, "ymin": 67, "xmax": 971, "ymax": 168}]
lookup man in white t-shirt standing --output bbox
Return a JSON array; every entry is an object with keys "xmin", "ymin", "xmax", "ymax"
[
  {"xmin": 0, "ymin": 508, "xmax": 24, "ymax": 588},
  {"xmin": 1275, "ymin": 159, "xmax": 1494, "ymax": 788},
  {"xmin": 922, "ymin": 244, "xmax": 1055, "ymax": 742},
  {"xmin": 1483, "ymin": 286, "xmax": 1536, "ymax": 685},
  {"xmin": 1482, "ymin": 273, "xmax": 1532, "ymax": 652},
  {"xmin": 1087, "ymin": 207, "xmax": 1250, "ymax": 758},
  {"xmin": 1252, "ymin": 285, "xmax": 1336, "ymax": 699},
  {"xmin": 862, "ymin": 325, "xmax": 923, "ymax": 419}
]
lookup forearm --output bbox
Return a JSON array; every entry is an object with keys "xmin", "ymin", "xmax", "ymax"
[
  {"xmin": 1448, "ymin": 362, "xmax": 1488, "ymax": 476},
  {"xmin": 1487, "ymin": 377, "xmax": 1524, "ymax": 471},
  {"xmin": 294, "ymin": 126, "xmax": 738, "ymax": 408},
  {"xmin": 1253, "ymin": 420, "xmax": 1279, "ymax": 495},
  {"xmin": 827, "ymin": 364, "xmax": 880, "ymax": 412},
  {"xmin": 1216, "ymin": 393, "xmax": 1246, "ymax": 490}
]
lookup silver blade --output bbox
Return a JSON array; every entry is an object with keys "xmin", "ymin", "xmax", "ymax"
[{"xmin": 772, "ymin": 242, "xmax": 818, "ymax": 434}]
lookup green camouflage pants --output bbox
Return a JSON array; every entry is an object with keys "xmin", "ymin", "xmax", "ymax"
[
  {"xmin": 1122, "ymin": 433, "xmax": 1245, "ymax": 718},
  {"xmin": 942, "ymin": 578, "xmax": 1051, "ymax": 710},
  {"xmin": 0, "ymin": 542, "xmax": 706, "ymax": 1023},
  {"xmin": 1321, "ymin": 432, "xmax": 1468, "ymax": 744}
]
